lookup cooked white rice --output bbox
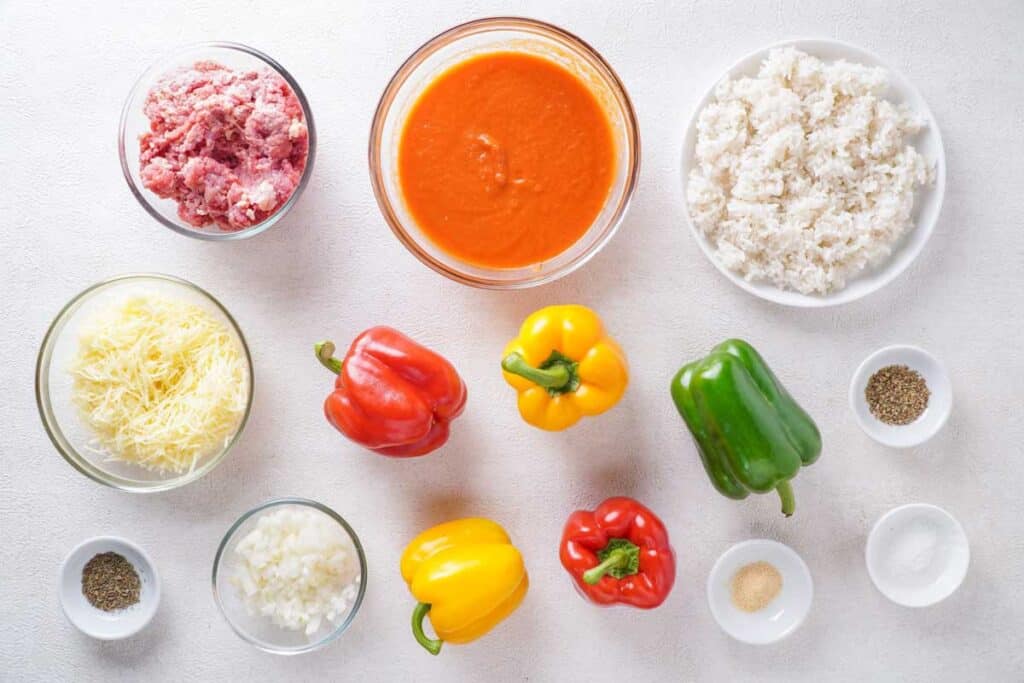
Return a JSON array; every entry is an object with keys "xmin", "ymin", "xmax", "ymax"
[{"xmin": 686, "ymin": 47, "xmax": 933, "ymax": 295}]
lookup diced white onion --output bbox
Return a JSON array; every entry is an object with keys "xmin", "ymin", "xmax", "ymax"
[{"xmin": 230, "ymin": 508, "xmax": 360, "ymax": 635}]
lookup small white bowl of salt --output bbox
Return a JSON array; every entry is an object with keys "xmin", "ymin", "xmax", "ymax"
[{"xmin": 866, "ymin": 503, "xmax": 969, "ymax": 607}]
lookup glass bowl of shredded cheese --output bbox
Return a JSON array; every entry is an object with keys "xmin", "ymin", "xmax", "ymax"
[
  {"xmin": 36, "ymin": 273, "xmax": 253, "ymax": 492},
  {"xmin": 212, "ymin": 498, "xmax": 367, "ymax": 654}
]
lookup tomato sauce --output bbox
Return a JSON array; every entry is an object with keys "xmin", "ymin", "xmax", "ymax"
[{"xmin": 398, "ymin": 52, "xmax": 616, "ymax": 268}]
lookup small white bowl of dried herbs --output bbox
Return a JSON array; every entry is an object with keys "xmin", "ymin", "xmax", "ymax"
[
  {"xmin": 58, "ymin": 536, "xmax": 160, "ymax": 640},
  {"xmin": 849, "ymin": 345, "xmax": 952, "ymax": 448}
]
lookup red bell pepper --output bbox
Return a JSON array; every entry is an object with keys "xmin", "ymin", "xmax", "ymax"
[
  {"xmin": 559, "ymin": 497, "xmax": 675, "ymax": 609},
  {"xmin": 315, "ymin": 326, "xmax": 467, "ymax": 457}
]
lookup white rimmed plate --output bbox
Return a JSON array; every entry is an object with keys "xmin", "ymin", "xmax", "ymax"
[{"xmin": 680, "ymin": 38, "xmax": 946, "ymax": 307}]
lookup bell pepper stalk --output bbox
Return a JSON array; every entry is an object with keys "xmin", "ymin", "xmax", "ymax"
[
  {"xmin": 501, "ymin": 305, "xmax": 628, "ymax": 431},
  {"xmin": 315, "ymin": 326, "xmax": 467, "ymax": 457},
  {"xmin": 500, "ymin": 350, "xmax": 579, "ymax": 394},
  {"xmin": 314, "ymin": 341, "xmax": 343, "ymax": 373},
  {"xmin": 401, "ymin": 518, "xmax": 529, "ymax": 655},
  {"xmin": 411, "ymin": 602, "xmax": 442, "ymax": 656},
  {"xmin": 559, "ymin": 497, "xmax": 676, "ymax": 609},
  {"xmin": 670, "ymin": 339, "xmax": 822, "ymax": 516},
  {"xmin": 582, "ymin": 538, "xmax": 640, "ymax": 584}
]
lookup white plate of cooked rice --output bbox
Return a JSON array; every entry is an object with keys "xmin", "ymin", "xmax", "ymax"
[{"xmin": 680, "ymin": 39, "xmax": 946, "ymax": 307}]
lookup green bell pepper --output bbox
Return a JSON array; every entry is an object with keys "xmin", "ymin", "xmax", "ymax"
[{"xmin": 670, "ymin": 339, "xmax": 821, "ymax": 516}]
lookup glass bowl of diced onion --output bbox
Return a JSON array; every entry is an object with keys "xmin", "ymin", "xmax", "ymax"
[
  {"xmin": 211, "ymin": 498, "xmax": 368, "ymax": 654},
  {"xmin": 35, "ymin": 273, "xmax": 253, "ymax": 492}
]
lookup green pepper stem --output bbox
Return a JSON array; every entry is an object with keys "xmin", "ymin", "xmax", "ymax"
[
  {"xmin": 777, "ymin": 481, "xmax": 795, "ymax": 517},
  {"xmin": 583, "ymin": 544, "xmax": 637, "ymax": 585},
  {"xmin": 314, "ymin": 341, "xmax": 343, "ymax": 375},
  {"xmin": 501, "ymin": 352, "xmax": 570, "ymax": 390},
  {"xmin": 411, "ymin": 602, "xmax": 442, "ymax": 656}
]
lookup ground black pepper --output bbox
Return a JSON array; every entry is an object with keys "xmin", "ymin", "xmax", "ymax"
[
  {"xmin": 865, "ymin": 364, "xmax": 930, "ymax": 425},
  {"xmin": 81, "ymin": 552, "xmax": 141, "ymax": 612}
]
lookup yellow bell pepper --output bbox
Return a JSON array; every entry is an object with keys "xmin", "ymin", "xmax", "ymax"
[
  {"xmin": 501, "ymin": 305, "xmax": 629, "ymax": 430},
  {"xmin": 400, "ymin": 518, "xmax": 528, "ymax": 655}
]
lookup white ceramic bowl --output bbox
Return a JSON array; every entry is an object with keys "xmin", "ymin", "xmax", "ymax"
[
  {"xmin": 866, "ymin": 503, "xmax": 969, "ymax": 607},
  {"xmin": 680, "ymin": 38, "xmax": 946, "ymax": 307},
  {"xmin": 707, "ymin": 539, "xmax": 813, "ymax": 644},
  {"xmin": 59, "ymin": 536, "xmax": 160, "ymax": 640},
  {"xmin": 849, "ymin": 345, "xmax": 952, "ymax": 448}
]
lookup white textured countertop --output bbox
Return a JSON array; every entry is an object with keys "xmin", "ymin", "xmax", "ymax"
[{"xmin": 2, "ymin": 1, "xmax": 1022, "ymax": 680}]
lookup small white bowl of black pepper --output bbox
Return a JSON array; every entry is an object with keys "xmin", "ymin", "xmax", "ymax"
[
  {"xmin": 58, "ymin": 536, "xmax": 160, "ymax": 640},
  {"xmin": 849, "ymin": 345, "xmax": 952, "ymax": 448}
]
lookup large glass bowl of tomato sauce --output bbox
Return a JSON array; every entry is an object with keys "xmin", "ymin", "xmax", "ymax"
[{"xmin": 370, "ymin": 17, "xmax": 640, "ymax": 289}]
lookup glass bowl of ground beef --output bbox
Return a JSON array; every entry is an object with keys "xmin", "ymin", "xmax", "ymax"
[{"xmin": 119, "ymin": 43, "xmax": 315, "ymax": 240}]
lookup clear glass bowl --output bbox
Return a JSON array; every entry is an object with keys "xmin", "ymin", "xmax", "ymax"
[
  {"xmin": 369, "ymin": 17, "xmax": 640, "ymax": 288},
  {"xmin": 118, "ymin": 42, "xmax": 316, "ymax": 240},
  {"xmin": 35, "ymin": 273, "xmax": 254, "ymax": 492},
  {"xmin": 212, "ymin": 498, "xmax": 368, "ymax": 654}
]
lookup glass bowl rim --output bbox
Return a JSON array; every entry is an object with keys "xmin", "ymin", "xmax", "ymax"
[
  {"xmin": 117, "ymin": 40, "xmax": 317, "ymax": 241},
  {"xmin": 210, "ymin": 497, "xmax": 369, "ymax": 655},
  {"xmin": 368, "ymin": 16, "xmax": 641, "ymax": 289},
  {"xmin": 35, "ymin": 272, "xmax": 255, "ymax": 492}
]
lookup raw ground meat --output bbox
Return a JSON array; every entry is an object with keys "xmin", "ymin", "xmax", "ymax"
[{"xmin": 139, "ymin": 61, "xmax": 309, "ymax": 231}]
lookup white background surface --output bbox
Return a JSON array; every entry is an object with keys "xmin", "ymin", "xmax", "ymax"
[{"xmin": 1, "ymin": 1, "xmax": 1022, "ymax": 680}]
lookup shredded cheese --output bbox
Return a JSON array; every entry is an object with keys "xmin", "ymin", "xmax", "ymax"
[{"xmin": 69, "ymin": 293, "xmax": 248, "ymax": 474}]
